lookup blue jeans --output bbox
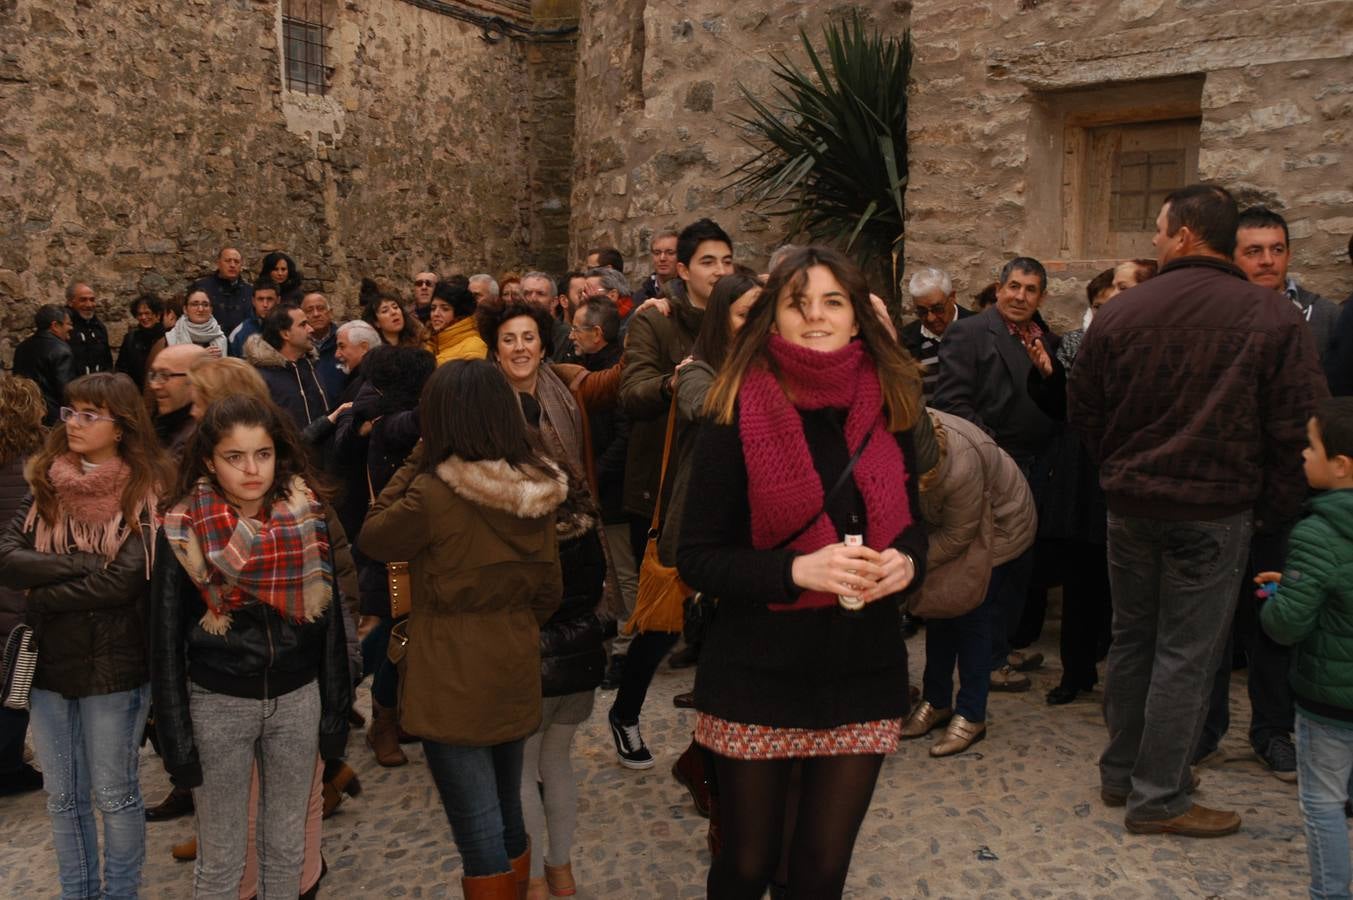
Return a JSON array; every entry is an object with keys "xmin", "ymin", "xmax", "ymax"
[
  {"xmin": 29, "ymin": 684, "xmax": 151, "ymax": 900},
  {"xmin": 1099, "ymin": 511, "xmax": 1251, "ymax": 821},
  {"xmin": 922, "ymin": 564, "xmax": 1002, "ymax": 722},
  {"xmin": 1296, "ymin": 713, "xmax": 1353, "ymax": 899},
  {"xmin": 422, "ymin": 738, "xmax": 528, "ymax": 877},
  {"xmin": 360, "ymin": 616, "xmax": 400, "ymax": 709}
]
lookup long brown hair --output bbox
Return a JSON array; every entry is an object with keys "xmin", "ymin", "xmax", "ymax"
[
  {"xmin": 172, "ymin": 394, "xmax": 332, "ymax": 510},
  {"xmin": 704, "ymin": 245, "xmax": 922, "ymax": 430},
  {"xmin": 0, "ymin": 374, "xmax": 45, "ymax": 466},
  {"xmin": 27, "ymin": 373, "xmax": 171, "ymax": 525}
]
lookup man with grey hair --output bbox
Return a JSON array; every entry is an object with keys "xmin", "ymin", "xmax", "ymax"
[
  {"xmin": 468, "ymin": 274, "xmax": 499, "ymax": 307},
  {"xmin": 901, "ymin": 266, "xmax": 972, "ymax": 396},
  {"xmin": 522, "ymin": 270, "xmax": 573, "ymax": 361},
  {"xmin": 64, "ymin": 279, "xmax": 112, "ymax": 376},
  {"xmin": 586, "ymin": 266, "xmax": 637, "ymax": 339}
]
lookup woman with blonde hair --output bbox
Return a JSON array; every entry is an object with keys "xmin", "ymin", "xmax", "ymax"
[
  {"xmin": 0, "ymin": 372, "xmax": 170, "ymax": 898},
  {"xmin": 678, "ymin": 246, "xmax": 928, "ymax": 899}
]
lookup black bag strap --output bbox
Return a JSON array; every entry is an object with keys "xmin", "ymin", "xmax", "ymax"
[{"xmin": 775, "ymin": 429, "xmax": 873, "ymax": 550}]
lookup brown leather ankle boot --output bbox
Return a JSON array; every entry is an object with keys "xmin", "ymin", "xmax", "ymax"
[
  {"xmin": 366, "ymin": 702, "xmax": 409, "ymax": 767},
  {"xmin": 461, "ymin": 871, "xmax": 518, "ymax": 900}
]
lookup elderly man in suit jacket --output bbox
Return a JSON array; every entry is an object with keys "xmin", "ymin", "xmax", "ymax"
[{"xmin": 933, "ymin": 257, "xmax": 1060, "ymax": 692}]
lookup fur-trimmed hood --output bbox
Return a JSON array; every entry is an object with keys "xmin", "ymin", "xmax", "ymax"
[
  {"xmin": 243, "ymin": 333, "xmax": 319, "ymax": 369},
  {"xmin": 436, "ymin": 456, "xmax": 568, "ymax": 521}
]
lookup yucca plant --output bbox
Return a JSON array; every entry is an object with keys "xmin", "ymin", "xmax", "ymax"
[{"xmin": 729, "ymin": 13, "xmax": 911, "ymax": 300}]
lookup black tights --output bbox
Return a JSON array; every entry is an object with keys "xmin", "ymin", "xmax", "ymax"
[{"xmin": 708, "ymin": 753, "xmax": 884, "ymax": 900}]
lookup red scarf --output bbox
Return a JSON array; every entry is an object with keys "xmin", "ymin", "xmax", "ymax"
[{"xmin": 738, "ymin": 336, "xmax": 912, "ymax": 610}]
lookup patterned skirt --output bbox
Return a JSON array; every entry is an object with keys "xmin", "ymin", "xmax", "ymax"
[{"xmin": 694, "ymin": 712, "xmax": 901, "ymax": 760}]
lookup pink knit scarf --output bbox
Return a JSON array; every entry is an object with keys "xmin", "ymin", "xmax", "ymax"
[
  {"xmin": 739, "ymin": 336, "xmax": 912, "ymax": 610},
  {"xmin": 24, "ymin": 453, "xmax": 151, "ymax": 562}
]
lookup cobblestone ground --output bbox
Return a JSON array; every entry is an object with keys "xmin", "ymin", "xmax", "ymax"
[{"xmin": 0, "ymin": 626, "xmax": 1315, "ymax": 899}]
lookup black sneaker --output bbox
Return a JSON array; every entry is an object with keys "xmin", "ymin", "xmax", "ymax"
[
  {"xmin": 1259, "ymin": 735, "xmax": 1298, "ymax": 783},
  {"xmin": 608, "ymin": 709, "xmax": 655, "ymax": 769},
  {"xmin": 600, "ymin": 654, "xmax": 626, "ymax": 690}
]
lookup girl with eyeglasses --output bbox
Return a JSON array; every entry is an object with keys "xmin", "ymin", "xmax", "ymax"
[
  {"xmin": 0, "ymin": 372, "xmax": 172, "ymax": 898},
  {"xmin": 149, "ymin": 395, "xmax": 354, "ymax": 898}
]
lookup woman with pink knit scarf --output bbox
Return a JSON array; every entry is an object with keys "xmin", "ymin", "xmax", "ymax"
[
  {"xmin": 0, "ymin": 372, "xmax": 171, "ymax": 899},
  {"xmin": 676, "ymin": 246, "xmax": 928, "ymax": 899}
]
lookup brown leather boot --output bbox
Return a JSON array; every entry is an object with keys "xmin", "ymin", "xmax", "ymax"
[
  {"xmin": 461, "ymin": 871, "xmax": 518, "ymax": 900},
  {"xmin": 672, "ymin": 739, "xmax": 711, "ymax": 817},
  {"xmin": 544, "ymin": 862, "xmax": 577, "ymax": 896},
  {"xmin": 321, "ymin": 762, "xmax": 362, "ymax": 819},
  {"xmin": 366, "ymin": 702, "xmax": 409, "ymax": 767},
  {"xmin": 509, "ymin": 842, "xmax": 531, "ymax": 900}
]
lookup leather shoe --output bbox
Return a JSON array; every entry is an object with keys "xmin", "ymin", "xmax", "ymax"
[
  {"xmin": 146, "ymin": 785, "xmax": 195, "ymax": 821},
  {"xmin": 171, "ymin": 836, "xmax": 197, "ymax": 861},
  {"xmin": 930, "ymin": 715, "xmax": 986, "ymax": 757},
  {"xmin": 672, "ymin": 740, "xmax": 712, "ymax": 817},
  {"xmin": 1102, "ymin": 770, "xmax": 1201, "ymax": 807},
  {"xmin": 1007, "ymin": 650, "xmax": 1044, "ymax": 672},
  {"xmin": 1046, "ymin": 684, "xmax": 1082, "ymax": 705},
  {"xmin": 989, "ymin": 664, "xmax": 1031, "ymax": 692},
  {"xmin": 668, "ymin": 644, "xmax": 699, "ymax": 669},
  {"xmin": 901, "ymin": 701, "xmax": 952, "ymax": 739},
  {"xmin": 1125, "ymin": 803, "xmax": 1240, "ymax": 837},
  {"xmin": 673, "ymin": 691, "xmax": 695, "ymax": 709}
]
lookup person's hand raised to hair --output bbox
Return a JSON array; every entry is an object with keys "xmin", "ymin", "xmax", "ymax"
[{"xmin": 790, "ymin": 542, "xmax": 884, "ymax": 597}]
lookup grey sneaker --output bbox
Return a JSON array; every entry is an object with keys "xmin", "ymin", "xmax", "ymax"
[
  {"xmin": 989, "ymin": 664, "xmax": 1031, "ymax": 692},
  {"xmin": 1259, "ymin": 735, "xmax": 1298, "ymax": 783}
]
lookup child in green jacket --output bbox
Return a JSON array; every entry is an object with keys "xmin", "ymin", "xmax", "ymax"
[{"xmin": 1259, "ymin": 397, "xmax": 1353, "ymax": 899}]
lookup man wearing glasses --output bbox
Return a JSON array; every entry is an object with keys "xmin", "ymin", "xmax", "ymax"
[
  {"xmin": 411, "ymin": 271, "xmax": 438, "ymax": 324},
  {"xmin": 147, "ymin": 344, "xmax": 208, "ymax": 455},
  {"xmin": 637, "ymin": 229, "xmax": 680, "ymax": 302},
  {"xmin": 901, "ymin": 266, "xmax": 972, "ymax": 398}
]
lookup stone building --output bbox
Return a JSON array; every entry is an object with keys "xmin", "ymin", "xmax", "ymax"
[
  {"xmin": 3, "ymin": 0, "xmax": 1351, "ymax": 360},
  {"xmin": 0, "ymin": 0, "xmax": 580, "ymax": 357},
  {"xmin": 571, "ymin": 0, "xmax": 1353, "ymax": 327}
]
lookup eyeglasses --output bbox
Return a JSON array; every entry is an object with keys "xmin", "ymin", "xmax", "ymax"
[
  {"xmin": 568, "ymin": 324, "xmax": 599, "ymax": 334},
  {"xmin": 60, "ymin": 407, "xmax": 117, "ymax": 426},
  {"xmin": 185, "ymin": 301, "xmax": 211, "ymax": 310},
  {"xmin": 912, "ymin": 303, "xmax": 948, "ymax": 317},
  {"xmin": 414, "ymin": 279, "xmax": 436, "ymax": 287},
  {"xmin": 652, "ymin": 249, "xmax": 677, "ymax": 257},
  {"xmin": 147, "ymin": 370, "xmax": 189, "ymax": 384}
]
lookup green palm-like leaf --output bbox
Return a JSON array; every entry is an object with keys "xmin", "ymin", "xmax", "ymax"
[{"xmin": 729, "ymin": 13, "xmax": 911, "ymax": 298}]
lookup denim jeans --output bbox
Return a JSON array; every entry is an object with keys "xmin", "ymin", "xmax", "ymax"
[
  {"xmin": 1099, "ymin": 511, "xmax": 1251, "ymax": 821},
  {"xmin": 189, "ymin": 681, "xmax": 320, "ymax": 900},
  {"xmin": 360, "ymin": 615, "xmax": 400, "ymax": 709},
  {"xmin": 1296, "ymin": 713, "xmax": 1353, "ymax": 899},
  {"xmin": 29, "ymin": 684, "xmax": 151, "ymax": 900},
  {"xmin": 422, "ymin": 738, "xmax": 528, "ymax": 877},
  {"xmin": 922, "ymin": 564, "xmax": 1002, "ymax": 722}
]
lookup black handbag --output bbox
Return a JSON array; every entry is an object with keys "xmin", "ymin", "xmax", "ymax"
[{"xmin": 2, "ymin": 623, "xmax": 38, "ymax": 710}]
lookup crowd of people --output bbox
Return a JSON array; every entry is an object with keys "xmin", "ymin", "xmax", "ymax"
[{"xmin": 2, "ymin": 186, "xmax": 1353, "ymax": 898}]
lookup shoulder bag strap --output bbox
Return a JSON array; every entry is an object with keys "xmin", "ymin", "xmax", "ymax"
[
  {"xmin": 648, "ymin": 392, "xmax": 681, "ymax": 536},
  {"xmin": 775, "ymin": 429, "xmax": 873, "ymax": 550}
]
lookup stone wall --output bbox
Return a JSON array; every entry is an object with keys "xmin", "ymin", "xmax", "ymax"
[
  {"xmin": 0, "ymin": 0, "xmax": 576, "ymax": 362},
  {"xmin": 569, "ymin": 0, "xmax": 909, "ymax": 285},
  {"xmin": 906, "ymin": 0, "xmax": 1353, "ymax": 329}
]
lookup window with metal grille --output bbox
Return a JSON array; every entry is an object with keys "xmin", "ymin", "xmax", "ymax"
[
  {"xmin": 1110, "ymin": 148, "xmax": 1187, "ymax": 233},
  {"xmin": 282, "ymin": 0, "xmax": 333, "ymax": 96}
]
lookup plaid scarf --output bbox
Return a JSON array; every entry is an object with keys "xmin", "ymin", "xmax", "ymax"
[{"xmin": 163, "ymin": 476, "xmax": 333, "ymax": 636}]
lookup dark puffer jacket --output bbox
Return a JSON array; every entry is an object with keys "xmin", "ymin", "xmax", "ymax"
[
  {"xmin": 1261, "ymin": 489, "xmax": 1353, "ymax": 723},
  {"xmin": 243, "ymin": 334, "xmax": 332, "ymax": 430},
  {"xmin": 148, "ymin": 507, "xmax": 356, "ymax": 788},
  {"xmin": 0, "ymin": 499, "xmax": 152, "ymax": 699},
  {"xmin": 541, "ymin": 526, "xmax": 608, "ymax": 698}
]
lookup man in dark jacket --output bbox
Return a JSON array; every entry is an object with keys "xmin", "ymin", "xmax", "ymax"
[
  {"xmin": 65, "ymin": 281, "xmax": 112, "ymax": 377},
  {"xmin": 636, "ymin": 229, "xmax": 680, "ymax": 302},
  {"xmin": 934, "ymin": 256, "xmax": 1061, "ymax": 691},
  {"xmin": 192, "ymin": 247, "xmax": 253, "ymax": 339},
  {"xmin": 302, "ymin": 292, "xmax": 345, "ymax": 401},
  {"xmin": 901, "ymin": 265, "xmax": 975, "ymax": 397},
  {"xmin": 1068, "ymin": 183, "xmax": 1327, "ymax": 838},
  {"xmin": 227, "ymin": 283, "xmax": 278, "ymax": 358},
  {"xmin": 12, "ymin": 305, "xmax": 74, "ymax": 425},
  {"xmin": 244, "ymin": 305, "xmax": 331, "ymax": 431}
]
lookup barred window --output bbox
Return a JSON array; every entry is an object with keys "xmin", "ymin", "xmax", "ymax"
[
  {"xmin": 1111, "ymin": 148, "xmax": 1187, "ymax": 233},
  {"xmin": 282, "ymin": 0, "xmax": 333, "ymax": 96}
]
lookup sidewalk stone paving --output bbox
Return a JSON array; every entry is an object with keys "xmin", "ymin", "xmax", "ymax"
[{"xmin": 0, "ymin": 626, "xmax": 1314, "ymax": 898}]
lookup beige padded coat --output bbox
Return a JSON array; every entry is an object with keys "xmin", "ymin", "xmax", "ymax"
[{"xmin": 913, "ymin": 408, "xmax": 1037, "ymax": 619}]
